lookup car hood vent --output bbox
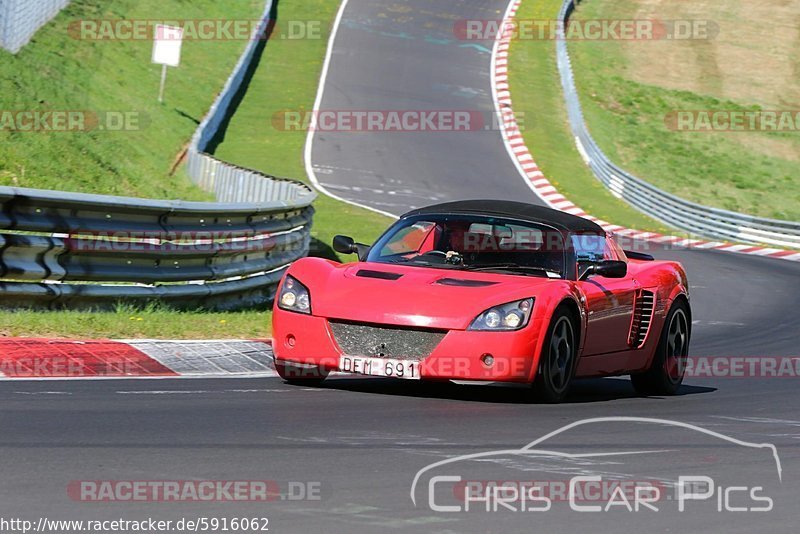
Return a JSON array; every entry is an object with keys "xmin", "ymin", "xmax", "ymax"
[
  {"xmin": 629, "ymin": 290, "xmax": 656, "ymax": 348},
  {"xmin": 435, "ymin": 278, "xmax": 499, "ymax": 287},
  {"xmin": 356, "ymin": 269, "xmax": 403, "ymax": 280}
]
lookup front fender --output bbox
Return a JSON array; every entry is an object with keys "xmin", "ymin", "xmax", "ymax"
[{"xmin": 524, "ymin": 284, "xmax": 584, "ymax": 383}]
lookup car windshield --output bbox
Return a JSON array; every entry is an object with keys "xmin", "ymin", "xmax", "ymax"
[{"xmin": 366, "ymin": 214, "xmax": 566, "ymax": 278}]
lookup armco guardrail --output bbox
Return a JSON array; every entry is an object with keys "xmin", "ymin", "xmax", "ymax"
[
  {"xmin": 0, "ymin": 0, "xmax": 317, "ymax": 310},
  {"xmin": 556, "ymin": 0, "xmax": 800, "ymax": 249},
  {"xmin": 0, "ymin": 186, "xmax": 314, "ymax": 310},
  {"xmin": 0, "ymin": 184, "xmax": 314, "ymax": 309}
]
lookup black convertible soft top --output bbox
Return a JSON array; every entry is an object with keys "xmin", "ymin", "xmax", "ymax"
[{"xmin": 403, "ymin": 200, "xmax": 605, "ymax": 235}]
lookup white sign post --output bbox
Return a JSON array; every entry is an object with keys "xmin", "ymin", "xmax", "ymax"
[{"xmin": 152, "ymin": 25, "xmax": 184, "ymax": 103}]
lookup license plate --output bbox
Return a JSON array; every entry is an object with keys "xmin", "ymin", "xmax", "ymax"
[{"xmin": 338, "ymin": 355, "xmax": 420, "ymax": 380}]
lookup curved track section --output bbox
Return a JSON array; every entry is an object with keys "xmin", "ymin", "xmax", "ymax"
[
  {"xmin": 306, "ymin": 0, "xmax": 800, "ymax": 360},
  {"xmin": 2, "ymin": 1, "xmax": 800, "ymax": 533},
  {"xmin": 306, "ymin": 0, "xmax": 542, "ymax": 215}
]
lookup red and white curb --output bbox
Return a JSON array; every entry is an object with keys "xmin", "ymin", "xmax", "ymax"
[
  {"xmin": 492, "ymin": 0, "xmax": 800, "ymax": 263},
  {"xmin": 0, "ymin": 339, "xmax": 277, "ymax": 380}
]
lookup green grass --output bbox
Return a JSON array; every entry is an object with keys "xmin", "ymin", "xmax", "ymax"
[
  {"xmin": 0, "ymin": 304, "xmax": 271, "ymax": 339},
  {"xmin": 0, "ymin": 0, "xmax": 391, "ymax": 339},
  {"xmin": 212, "ymin": 0, "xmax": 392, "ymax": 256},
  {"xmin": 0, "ymin": 0, "xmax": 271, "ymax": 338},
  {"xmin": 507, "ymin": 0, "xmax": 668, "ymax": 233},
  {"xmin": 0, "ymin": 0, "xmax": 271, "ymax": 199},
  {"xmin": 567, "ymin": 0, "xmax": 800, "ymax": 221}
]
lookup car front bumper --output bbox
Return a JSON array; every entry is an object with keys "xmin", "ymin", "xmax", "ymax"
[{"xmin": 272, "ymin": 310, "xmax": 547, "ymax": 383}]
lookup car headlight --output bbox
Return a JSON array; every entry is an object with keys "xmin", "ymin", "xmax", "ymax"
[
  {"xmin": 468, "ymin": 298, "xmax": 534, "ymax": 331},
  {"xmin": 278, "ymin": 275, "xmax": 311, "ymax": 314}
]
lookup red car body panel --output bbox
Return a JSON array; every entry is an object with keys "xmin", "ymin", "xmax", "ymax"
[
  {"xmin": 272, "ymin": 254, "xmax": 689, "ymax": 384},
  {"xmin": 272, "ymin": 200, "xmax": 689, "ymax": 385}
]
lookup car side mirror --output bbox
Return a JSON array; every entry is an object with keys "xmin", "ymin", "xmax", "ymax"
[
  {"xmin": 333, "ymin": 235, "xmax": 357, "ymax": 254},
  {"xmin": 333, "ymin": 235, "xmax": 370, "ymax": 260},
  {"xmin": 580, "ymin": 260, "xmax": 627, "ymax": 280}
]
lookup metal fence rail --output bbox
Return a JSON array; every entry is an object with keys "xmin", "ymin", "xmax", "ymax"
[
  {"xmin": 0, "ymin": 0, "xmax": 70, "ymax": 54},
  {"xmin": 0, "ymin": 0, "xmax": 318, "ymax": 310},
  {"xmin": 556, "ymin": 0, "xmax": 800, "ymax": 248},
  {"xmin": 185, "ymin": 0, "xmax": 284, "ymax": 205},
  {"xmin": 0, "ymin": 186, "xmax": 314, "ymax": 310}
]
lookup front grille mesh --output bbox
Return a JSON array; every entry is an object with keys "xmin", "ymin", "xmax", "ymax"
[{"xmin": 329, "ymin": 321, "xmax": 446, "ymax": 361}]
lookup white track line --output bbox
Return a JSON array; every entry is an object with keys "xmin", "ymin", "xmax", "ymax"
[
  {"xmin": 490, "ymin": 0, "xmax": 799, "ymax": 262},
  {"xmin": 492, "ymin": 0, "xmax": 546, "ymax": 204},
  {"xmin": 303, "ymin": 0, "xmax": 399, "ymax": 220}
]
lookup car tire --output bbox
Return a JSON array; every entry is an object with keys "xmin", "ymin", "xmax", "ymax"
[
  {"xmin": 630, "ymin": 299, "xmax": 691, "ymax": 396},
  {"xmin": 532, "ymin": 307, "xmax": 578, "ymax": 403},
  {"xmin": 275, "ymin": 359, "xmax": 328, "ymax": 386}
]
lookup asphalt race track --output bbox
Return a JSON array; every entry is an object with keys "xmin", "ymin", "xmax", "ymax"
[
  {"xmin": 1, "ymin": 375, "xmax": 798, "ymax": 532},
  {"xmin": 2, "ymin": 0, "xmax": 800, "ymax": 532},
  {"xmin": 307, "ymin": 0, "xmax": 543, "ymax": 214}
]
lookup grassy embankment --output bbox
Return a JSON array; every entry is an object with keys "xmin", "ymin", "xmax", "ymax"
[
  {"xmin": 0, "ymin": 0, "xmax": 390, "ymax": 338},
  {"xmin": 566, "ymin": 0, "xmax": 800, "ymax": 220},
  {"xmin": 507, "ymin": 0, "xmax": 667, "ymax": 232}
]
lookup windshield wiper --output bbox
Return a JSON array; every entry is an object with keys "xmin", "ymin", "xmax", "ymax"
[
  {"xmin": 388, "ymin": 257, "xmax": 438, "ymax": 266},
  {"xmin": 462, "ymin": 263, "xmax": 560, "ymax": 278},
  {"xmin": 387, "ymin": 258, "xmax": 459, "ymax": 269}
]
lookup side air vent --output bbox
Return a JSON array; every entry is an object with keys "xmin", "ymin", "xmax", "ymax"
[
  {"xmin": 435, "ymin": 278, "xmax": 499, "ymax": 287},
  {"xmin": 628, "ymin": 290, "xmax": 656, "ymax": 348},
  {"xmin": 356, "ymin": 269, "xmax": 403, "ymax": 280}
]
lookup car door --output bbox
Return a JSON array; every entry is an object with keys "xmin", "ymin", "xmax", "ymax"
[{"xmin": 574, "ymin": 234, "xmax": 640, "ymax": 356}]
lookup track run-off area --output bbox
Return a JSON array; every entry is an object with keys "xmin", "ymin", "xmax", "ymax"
[{"xmin": 2, "ymin": 0, "xmax": 800, "ymax": 532}]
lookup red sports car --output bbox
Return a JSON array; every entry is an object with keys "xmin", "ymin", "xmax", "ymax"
[{"xmin": 272, "ymin": 200, "xmax": 691, "ymax": 402}]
